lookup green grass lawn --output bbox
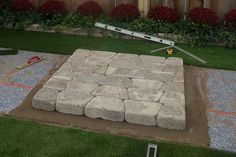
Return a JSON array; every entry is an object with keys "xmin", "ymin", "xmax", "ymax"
[
  {"xmin": 0, "ymin": 29, "xmax": 236, "ymax": 70},
  {"xmin": 0, "ymin": 117, "xmax": 235, "ymax": 157}
]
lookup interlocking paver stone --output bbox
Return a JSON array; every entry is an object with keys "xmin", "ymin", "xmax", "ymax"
[
  {"xmin": 53, "ymin": 70, "xmax": 72, "ymax": 81},
  {"xmin": 157, "ymin": 104, "xmax": 186, "ymax": 130},
  {"xmin": 139, "ymin": 55, "xmax": 166, "ymax": 70},
  {"xmin": 160, "ymin": 92, "xmax": 185, "ymax": 106},
  {"xmin": 125, "ymin": 100, "xmax": 162, "ymax": 126},
  {"xmin": 56, "ymin": 90, "xmax": 93, "ymax": 115},
  {"xmin": 90, "ymin": 50, "xmax": 116, "ymax": 58},
  {"xmin": 33, "ymin": 49, "xmax": 186, "ymax": 130},
  {"xmin": 128, "ymin": 88, "xmax": 163, "ymax": 102},
  {"xmin": 145, "ymin": 71, "xmax": 175, "ymax": 82},
  {"xmin": 72, "ymin": 72, "xmax": 105, "ymax": 83},
  {"xmin": 44, "ymin": 78, "xmax": 67, "ymax": 91},
  {"xmin": 73, "ymin": 49, "xmax": 91, "ymax": 58},
  {"xmin": 85, "ymin": 54, "xmax": 113, "ymax": 66},
  {"xmin": 132, "ymin": 79, "xmax": 163, "ymax": 90},
  {"xmin": 85, "ymin": 96, "xmax": 124, "ymax": 121},
  {"xmin": 33, "ymin": 87, "xmax": 58, "ymax": 111},
  {"xmin": 161, "ymin": 82, "xmax": 185, "ymax": 94},
  {"xmin": 72, "ymin": 63, "xmax": 107, "ymax": 74},
  {"xmin": 93, "ymin": 85, "xmax": 128, "ymax": 99},
  {"xmin": 67, "ymin": 49, "xmax": 90, "ymax": 63},
  {"xmin": 173, "ymin": 74, "xmax": 184, "ymax": 83},
  {"xmin": 107, "ymin": 67, "xmax": 145, "ymax": 78},
  {"xmin": 66, "ymin": 81, "xmax": 98, "ymax": 94},
  {"xmin": 110, "ymin": 53, "xmax": 139, "ymax": 69},
  {"xmin": 99, "ymin": 76, "xmax": 131, "ymax": 88},
  {"xmin": 165, "ymin": 57, "xmax": 183, "ymax": 65},
  {"xmin": 140, "ymin": 55, "xmax": 166, "ymax": 63},
  {"xmin": 163, "ymin": 65, "xmax": 184, "ymax": 74},
  {"xmin": 60, "ymin": 62, "xmax": 72, "ymax": 71}
]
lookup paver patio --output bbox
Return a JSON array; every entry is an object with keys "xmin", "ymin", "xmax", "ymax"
[{"xmin": 33, "ymin": 49, "xmax": 186, "ymax": 130}]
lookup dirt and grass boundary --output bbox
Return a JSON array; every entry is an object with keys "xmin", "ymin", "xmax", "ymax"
[{"xmin": 0, "ymin": 29, "xmax": 236, "ymax": 71}]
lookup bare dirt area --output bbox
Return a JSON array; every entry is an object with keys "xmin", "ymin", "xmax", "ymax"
[{"xmin": 7, "ymin": 65, "xmax": 210, "ymax": 147}]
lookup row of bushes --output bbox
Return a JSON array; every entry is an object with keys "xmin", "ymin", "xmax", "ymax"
[
  {"xmin": 1, "ymin": 0, "xmax": 236, "ymax": 25},
  {"xmin": 0, "ymin": 0, "xmax": 236, "ymax": 48}
]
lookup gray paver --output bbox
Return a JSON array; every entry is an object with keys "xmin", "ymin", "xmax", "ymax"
[
  {"xmin": 72, "ymin": 72, "xmax": 105, "ymax": 83},
  {"xmin": 53, "ymin": 68, "xmax": 72, "ymax": 81},
  {"xmin": 93, "ymin": 85, "xmax": 128, "ymax": 99},
  {"xmin": 66, "ymin": 81, "xmax": 98, "ymax": 94},
  {"xmin": 139, "ymin": 55, "xmax": 166, "ymax": 71},
  {"xmin": 73, "ymin": 49, "xmax": 91, "ymax": 58},
  {"xmin": 99, "ymin": 76, "xmax": 131, "ymax": 88},
  {"xmin": 67, "ymin": 49, "xmax": 90, "ymax": 63},
  {"xmin": 140, "ymin": 55, "xmax": 166, "ymax": 63},
  {"xmin": 44, "ymin": 78, "xmax": 67, "ymax": 91},
  {"xmin": 85, "ymin": 96, "xmax": 124, "ymax": 121},
  {"xmin": 161, "ymin": 82, "xmax": 185, "ymax": 94},
  {"xmin": 90, "ymin": 50, "xmax": 116, "ymax": 58},
  {"xmin": 163, "ymin": 65, "xmax": 184, "ymax": 74},
  {"xmin": 128, "ymin": 88, "xmax": 163, "ymax": 102},
  {"xmin": 139, "ymin": 63, "xmax": 166, "ymax": 71},
  {"xmin": 107, "ymin": 67, "xmax": 145, "ymax": 78},
  {"xmin": 32, "ymin": 87, "xmax": 58, "ymax": 111},
  {"xmin": 72, "ymin": 63, "xmax": 107, "ymax": 74},
  {"xmin": 145, "ymin": 71, "xmax": 175, "ymax": 82},
  {"xmin": 60, "ymin": 62, "xmax": 72, "ymax": 70},
  {"xmin": 85, "ymin": 54, "xmax": 113, "ymax": 66},
  {"xmin": 110, "ymin": 53, "xmax": 139, "ymax": 69},
  {"xmin": 132, "ymin": 79, "xmax": 163, "ymax": 90},
  {"xmin": 165, "ymin": 57, "xmax": 183, "ymax": 65},
  {"xmin": 157, "ymin": 104, "xmax": 186, "ymax": 130},
  {"xmin": 160, "ymin": 92, "xmax": 185, "ymax": 106},
  {"xmin": 56, "ymin": 90, "xmax": 93, "ymax": 115},
  {"xmin": 173, "ymin": 74, "xmax": 184, "ymax": 83},
  {"xmin": 125, "ymin": 100, "xmax": 162, "ymax": 126}
]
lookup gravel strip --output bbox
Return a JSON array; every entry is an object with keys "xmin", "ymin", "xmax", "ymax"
[
  {"xmin": 0, "ymin": 50, "xmax": 64, "ymax": 113},
  {"xmin": 207, "ymin": 69, "xmax": 236, "ymax": 152}
]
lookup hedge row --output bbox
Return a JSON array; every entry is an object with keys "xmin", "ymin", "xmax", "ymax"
[
  {"xmin": 0, "ymin": 0, "xmax": 236, "ymax": 48},
  {"xmin": 2, "ymin": 0, "xmax": 236, "ymax": 25}
]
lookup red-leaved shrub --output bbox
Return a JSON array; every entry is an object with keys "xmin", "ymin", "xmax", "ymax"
[
  {"xmin": 11, "ymin": 0, "xmax": 33, "ymax": 12},
  {"xmin": 110, "ymin": 4, "xmax": 140, "ymax": 21},
  {"xmin": 77, "ymin": 1, "xmax": 103, "ymax": 17},
  {"xmin": 148, "ymin": 6, "xmax": 177, "ymax": 22},
  {"xmin": 39, "ymin": 0, "xmax": 65, "ymax": 15},
  {"xmin": 188, "ymin": 7, "xmax": 218, "ymax": 25},
  {"xmin": 224, "ymin": 9, "xmax": 236, "ymax": 28}
]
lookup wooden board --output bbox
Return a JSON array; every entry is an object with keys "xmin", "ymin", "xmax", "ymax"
[{"xmin": 15, "ymin": 57, "xmax": 47, "ymax": 70}]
